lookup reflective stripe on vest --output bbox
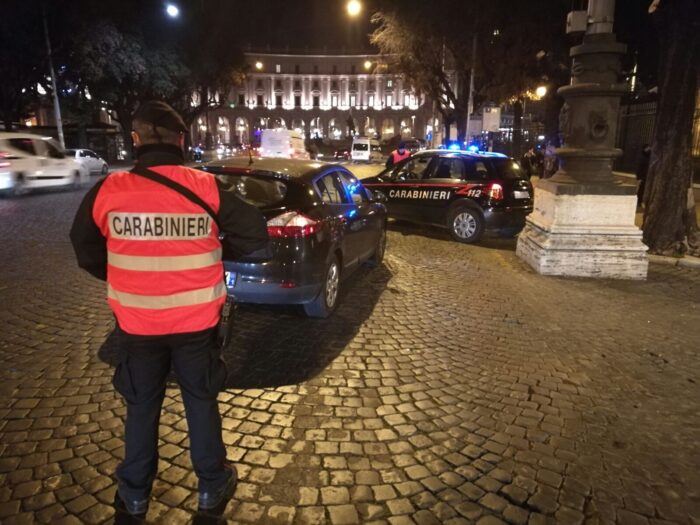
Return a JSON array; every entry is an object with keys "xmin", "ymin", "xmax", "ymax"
[
  {"xmin": 108, "ymin": 248, "xmax": 222, "ymax": 271},
  {"xmin": 108, "ymin": 282, "xmax": 226, "ymax": 309}
]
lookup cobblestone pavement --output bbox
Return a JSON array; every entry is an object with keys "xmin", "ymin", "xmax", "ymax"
[{"xmin": 1, "ymin": 183, "xmax": 699, "ymax": 525}]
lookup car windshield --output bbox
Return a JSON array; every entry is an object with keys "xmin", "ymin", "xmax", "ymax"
[
  {"xmin": 215, "ymin": 173, "xmax": 288, "ymax": 207},
  {"xmin": 490, "ymin": 158, "xmax": 525, "ymax": 180}
]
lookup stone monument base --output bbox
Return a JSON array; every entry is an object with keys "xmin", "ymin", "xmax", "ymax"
[{"xmin": 516, "ymin": 181, "xmax": 648, "ymax": 280}]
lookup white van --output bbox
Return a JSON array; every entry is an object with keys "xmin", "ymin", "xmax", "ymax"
[
  {"xmin": 260, "ymin": 129, "xmax": 309, "ymax": 159},
  {"xmin": 351, "ymin": 137, "xmax": 383, "ymax": 163}
]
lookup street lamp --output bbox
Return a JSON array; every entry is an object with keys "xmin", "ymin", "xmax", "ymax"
[
  {"xmin": 364, "ymin": 60, "xmax": 372, "ymax": 70},
  {"xmin": 165, "ymin": 4, "xmax": 179, "ymax": 17},
  {"xmin": 535, "ymin": 85, "xmax": 548, "ymax": 99},
  {"xmin": 346, "ymin": 0, "xmax": 362, "ymax": 17},
  {"xmin": 255, "ymin": 61, "xmax": 263, "ymax": 70}
]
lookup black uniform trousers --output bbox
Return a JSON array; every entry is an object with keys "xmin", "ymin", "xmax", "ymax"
[{"xmin": 112, "ymin": 327, "xmax": 229, "ymax": 501}]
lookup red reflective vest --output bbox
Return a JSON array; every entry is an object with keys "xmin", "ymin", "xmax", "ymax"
[
  {"xmin": 92, "ymin": 165, "xmax": 225, "ymax": 336},
  {"xmin": 391, "ymin": 149, "xmax": 411, "ymax": 164}
]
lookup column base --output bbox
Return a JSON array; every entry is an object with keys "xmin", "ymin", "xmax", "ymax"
[{"xmin": 516, "ymin": 184, "xmax": 648, "ymax": 280}]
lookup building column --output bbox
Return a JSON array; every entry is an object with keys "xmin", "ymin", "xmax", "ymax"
[{"xmin": 516, "ymin": 0, "xmax": 647, "ymax": 279}]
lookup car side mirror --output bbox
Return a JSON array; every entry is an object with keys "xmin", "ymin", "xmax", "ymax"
[{"xmin": 371, "ymin": 190, "xmax": 387, "ymax": 203}]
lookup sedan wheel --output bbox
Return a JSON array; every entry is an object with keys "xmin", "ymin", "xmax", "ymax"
[
  {"xmin": 304, "ymin": 256, "xmax": 340, "ymax": 318},
  {"xmin": 101, "ymin": 164, "xmax": 108, "ymax": 175},
  {"xmin": 448, "ymin": 206, "xmax": 484, "ymax": 243}
]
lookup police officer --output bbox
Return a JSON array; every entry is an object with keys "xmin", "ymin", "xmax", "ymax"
[
  {"xmin": 385, "ymin": 141, "xmax": 411, "ymax": 168},
  {"xmin": 70, "ymin": 101, "xmax": 269, "ymax": 517}
]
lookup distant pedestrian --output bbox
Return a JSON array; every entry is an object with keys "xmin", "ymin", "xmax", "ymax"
[
  {"xmin": 386, "ymin": 142, "xmax": 411, "ymax": 168},
  {"xmin": 520, "ymin": 147, "xmax": 537, "ymax": 179},
  {"xmin": 70, "ymin": 101, "xmax": 269, "ymax": 518},
  {"xmin": 636, "ymin": 144, "xmax": 651, "ymax": 208}
]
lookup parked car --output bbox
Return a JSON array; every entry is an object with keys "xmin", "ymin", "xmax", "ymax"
[
  {"xmin": 351, "ymin": 136, "xmax": 383, "ymax": 163},
  {"xmin": 202, "ymin": 157, "xmax": 387, "ymax": 318},
  {"xmin": 65, "ymin": 148, "xmax": 109, "ymax": 175},
  {"xmin": 362, "ymin": 149, "xmax": 533, "ymax": 243},
  {"xmin": 334, "ymin": 147, "xmax": 351, "ymax": 161},
  {"xmin": 0, "ymin": 132, "xmax": 89, "ymax": 197}
]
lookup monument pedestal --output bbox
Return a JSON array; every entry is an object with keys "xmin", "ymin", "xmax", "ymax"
[{"xmin": 516, "ymin": 180, "xmax": 648, "ymax": 279}]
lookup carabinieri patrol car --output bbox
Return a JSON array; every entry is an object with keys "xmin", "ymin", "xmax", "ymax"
[{"xmin": 362, "ymin": 149, "xmax": 533, "ymax": 243}]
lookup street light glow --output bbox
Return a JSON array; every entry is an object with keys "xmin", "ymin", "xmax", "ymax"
[
  {"xmin": 364, "ymin": 60, "xmax": 372, "ymax": 70},
  {"xmin": 255, "ymin": 61, "xmax": 263, "ymax": 70},
  {"xmin": 535, "ymin": 85, "xmax": 547, "ymax": 98},
  {"xmin": 166, "ymin": 4, "xmax": 179, "ymax": 17},
  {"xmin": 346, "ymin": 0, "xmax": 362, "ymax": 17}
]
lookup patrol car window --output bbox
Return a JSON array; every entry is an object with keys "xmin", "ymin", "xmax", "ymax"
[
  {"xmin": 8, "ymin": 138, "xmax": 36, "ymax": 155},
  {"xmin": 338, "ymin": 173, "xmax": 369, "ymax": 204},
  {"xmin": 371, "ymin": 144, "xmax": 382, "ymax": 152},
  {"xmin": 79, "ymin": 150, "xmax": 88, "ymax": 157},
  {"xmin": 430, "ymin": 157, "xmax": 465, "ymax": 179},
  {"xmin": 464, "ymin": 160, "xmax": 490, "ymax": 181},
  {"xmin": 353, "ymin": 143, "xmax": 368, "ymax": 151},
  {"xmin": 490, "ymin": 158, "xmax": 524, "ymax": 180},
  {"xmin": 316, "ymin": 173, "xmax": 346, "ymax": 204},
  {"xmin": 390, "ymin": 156, "xmax": 433, "ymax": 181}
]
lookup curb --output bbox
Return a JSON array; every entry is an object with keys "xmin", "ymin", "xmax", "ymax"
[{"xmin": 648, "ymin": 254, "xmax": 700, "ymax": 269}]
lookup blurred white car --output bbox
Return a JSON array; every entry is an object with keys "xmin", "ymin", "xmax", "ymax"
[
  {"xmin": 65, "ymin": 148, "xmax": 109, "ymax": 175},
  {"xmin": 0, "ymin": 132, "xmax": 89, "ymax": 196}
]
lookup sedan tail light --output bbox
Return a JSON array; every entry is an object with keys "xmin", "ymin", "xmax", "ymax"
[
  {"xmin": 488, "ymin": 183, "xmax": 504, "ymax": 201},
  {"xmin": 267, "ymin": 211, "xmax": 319, "ymax": 238}
]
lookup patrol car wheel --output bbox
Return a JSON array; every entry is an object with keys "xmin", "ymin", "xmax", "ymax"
[
  {"xmin": 304, "ymin": 256, "xmax": 340, "ymax": 318},
  {"xmin": 101, "ymin": 164, "xmax": 108, "ymax": 175},
  {"xmin": 448, "ymin": 206, "xmax": 484, "ymax": 243}
]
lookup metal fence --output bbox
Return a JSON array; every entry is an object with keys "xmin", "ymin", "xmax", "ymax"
[{"xmin": 615, "ymin": 102, "xmax": 656, "ymax": 173}]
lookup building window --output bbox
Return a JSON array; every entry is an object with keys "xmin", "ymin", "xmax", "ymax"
[
  {"xmin": 313, "ymin": 95, "xmax": 320, "ymax": 108},
  {"xmin": 312, "ymin": 80, "xmax": 320, "ymax": 90},
  {"xmin": 332, "ymin": 65, "xmax": 337, "ymax": 74},
  {"xmin": 350, "ymin": 95, "xmax": 356, "ymax": 107},
  {"xmin": 351, "ymin": 65, "xmax": 356, "ymax": 74},
  {"xmin": 314, "ymin": 65, "xmax": 319, "ymax": 74},
  {"xmin": 294, "ymin": 80, "xmax": 301, "ymax": 91},
  {"xmin": 386, "ymin": 94, "xmax": 393, "ymax": 107},
  {"xmin": 368, "ymin": 94, "xmax": 375, "ymax": 107},
  {"xmin": 387, "ymin": 79, "xmax": 393, "ymax": 88},
  {"xmin": 256, "ymin": 79, "xmax": 263, "ymax": 89},
  {"xmin": 275, "ymin": 80, "xmax": 282, "ymax": 90},
  {"xmin": 276, "ymin": 64, "xmax": 281, "ymax": 73},
  {"xmin": 238, "ymin": 94, "xmax": 245, "ymax": 105},
  {"xmin": 275, "ymin": 95, "xmax": 282, "ymax": 107},
  {"xmin": 369, "ymin": 80, "xmax": 375, "ymax": 89},
  {"xmin": 295, "ymin": 64, "xmax": 300, "ymax": 74},
  {"xmin": 331, "ymin": 80, "xmax": 338, "ymax": 90},
  {"xmin": 350, "ymin": 81, "xmax": 356, "ymax": 91},
  {"xmin": 404, "ymin": 94, "xmax": 409, "ymax": 107},
  {"xmin": 257, "ymin": 95, "xmax": 264, "ymax": 107},
  {"xmin": 294, "ymin": 95, "xmax": 301, "ymax": 108},
  {"xmin": 331, "ymin": 95, "xmax": 338, "ymax": 107}
]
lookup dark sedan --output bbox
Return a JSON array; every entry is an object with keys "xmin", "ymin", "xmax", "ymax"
[
  {"xmin": 202, "ymin": 157, "xmax": 387, "ymax": 318},
  {"xmin": 362, "ymin": 150, "xmax": 533, "ymax": 243}
]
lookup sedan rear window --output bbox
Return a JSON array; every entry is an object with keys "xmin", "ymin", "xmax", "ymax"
[
  {"xmin": 216, "ymin": 174, "xmax": 287, "ymax": 207},
  {"xmin": 8, "ymin": 138, "xmax": 36, "ymax": 155},
  {"xmin": 490, "ymin": 159, "xmax": 525, "ymax": 180}
]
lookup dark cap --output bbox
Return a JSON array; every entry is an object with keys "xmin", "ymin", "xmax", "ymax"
[{"xmin": 133, "ymin": 101, "xmax": 187, "ymax": 133}]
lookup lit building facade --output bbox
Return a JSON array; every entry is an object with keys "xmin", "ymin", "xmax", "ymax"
[{"xmin": 195, "ymin": 51, "xmax": 434, "ymax": 146}]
